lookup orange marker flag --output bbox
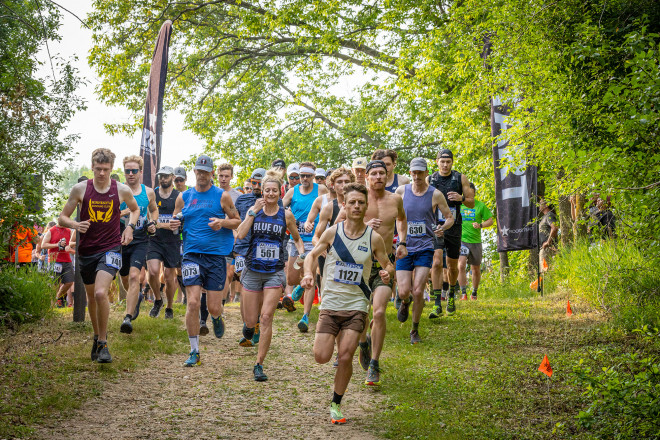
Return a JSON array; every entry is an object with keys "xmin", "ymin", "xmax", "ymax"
[
  {"xmin": 567, "ymin": 300, "xmax": 573, "ymax": 316},
  {"xmin": 538, "ymin": 355, "xmax": 553, "ymax": 377}
]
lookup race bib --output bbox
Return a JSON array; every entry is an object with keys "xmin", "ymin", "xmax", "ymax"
[
  {"xmin": 159, "ymin": 214, "xmax": 172, "ymax": 224},
  {"xmin": 105, "ymin": 251, "xmax": 122, "ymax": 269},
  {"xmin": 449, "ymin": 207, "xmax": 457, "ymax": 219},
  {"xmin": 333, "ymin": 261, "xmax": 363, "ymax": 285},
  {"xmin": 256, "ymin": 243, "xmax": 279, "ymax": 261},
  {"xmin": 408, "ymin": 221, "xmax": 426, "ymax": 237},
  {"xmin": 53, "ymin": 263, "xmax": 63, "ymax": 274},
  {"xmin": 136, "ymin": 214, "xmax": 147, "ymax": 229},
  {"xmin": 182, "ymin": 262, "xmax": 200, "ymax": 280},
  {"xmin": 234, "ymin": 256, "xmax": 246, "ymax": 273},
  {"xmin": 296, "ymin": 221, "xmax": 312, "ymax": 237},
  {"xmin": 460, "ymin": 245, "xmax": 470, "ymax": 256}
]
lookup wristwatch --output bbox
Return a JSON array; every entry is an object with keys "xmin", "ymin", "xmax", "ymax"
[
  {"xmin": 248, "ymin": 209, "xmax": 257, "ymax": 217},
  {"xmin": 462, "ymin": 194, "xmax": 465, "ymax": 202},
  {"xmin": 479, "ymin": 222, "xmax": 483, "ymax": 228},
  {"xmin": 399, "ymin": 242, "xmax": 407, "ymax": 247},
  {"xmin": 127, "ymin": 223, "xmax": 136, "ymax": 230}
]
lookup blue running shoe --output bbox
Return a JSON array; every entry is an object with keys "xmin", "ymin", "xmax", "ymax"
[
  {"xmin": 291, "ymin": 285, "xmax": 304, "ymax": 302},
  {"xmin": 211, "ymin": 315, "xmax": 225, "ymax": 339},
  {"xmin": 252, "ymin": 322, "xmax": 260, "ymax": 344},
  {"xmin": 298, "ymin": 314, "xmax": 309, "ymax": 333},
  {"xmin": 184, "ymin": 350, "xmax": 200, "ymax": 367}
]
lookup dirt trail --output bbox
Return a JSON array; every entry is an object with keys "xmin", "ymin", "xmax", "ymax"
[{"xmin": 35, "ymin": 307, "xmax": 385, "ymax": 440}]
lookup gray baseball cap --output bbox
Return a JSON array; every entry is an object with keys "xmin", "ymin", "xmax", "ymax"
[
  {"xmin": 251, "ymin": 168, "xmax": 267, "ymax": 180},
  {"xmin": 315, "ymin": 168, "xmax": 326, "ymax": 177},
  {"xmin": 409, "ymin": 157, "xmax": 428, "ymax": 172},
  {"xmin": 156, "ymin": 165, "xmax": 174, "ymax": 176},
  {"xmin": 194, "ymin": 155, "xmax": 214, "ymax": 172},
  {"xmin": 174, "ymin": 166, "xmax": 187, "ymax": 179}
]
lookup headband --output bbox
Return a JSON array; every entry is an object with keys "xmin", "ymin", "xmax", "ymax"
[
  {"xmin": 365, "ymin": 160, "xmax": 387, "ymax": 173},
  {"xmin": 299, "ymin": 166, "xmax": 315, "ymax": 174}
]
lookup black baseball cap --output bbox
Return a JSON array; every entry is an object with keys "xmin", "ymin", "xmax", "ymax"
[
  {"xmin": 271, "ymin": 159, "xmax": 286, "ymax": 169},
  {"xmin": 365, "ymin": 160, "xmax": 387, "ymax": 173},
  {"xmin": 437, "ymin": 149, "xmax": 453, "ymax": 160}
]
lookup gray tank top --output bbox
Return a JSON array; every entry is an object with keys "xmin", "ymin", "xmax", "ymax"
[{"xmin": 401, "ymin": 184, "xmax": 436, "ymax": 253}]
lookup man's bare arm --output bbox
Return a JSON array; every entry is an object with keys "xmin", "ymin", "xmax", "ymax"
[
  {"xmin": 461, "ymin": 174, "xmax": 475, "ymax": 208},
  {"xmin": 58, "ymin": 183, "xmax": 85, "ymax": 230}
]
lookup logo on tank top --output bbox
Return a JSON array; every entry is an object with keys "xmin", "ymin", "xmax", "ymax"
[
  {"xmin": 88, "ymin": 200, "xmax": 114, "ymax": 223},
  {"xmin": 358, "ymin": 245, "xmax": 368, "ymax": 252}
]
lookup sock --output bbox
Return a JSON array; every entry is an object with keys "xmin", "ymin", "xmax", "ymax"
[
  {"xmin": 143, "ymin": 284, "xmax": 151, "ymax": 294},
  {"xmin": 332, "ymin": 391, "xmax": 343, "ymax": 405},
  {"xmin": 93, "ymin": 334, "xmax": 99, "ymax": 340},
  {"xmin": 369, "ymin": 359, "xmax": 379, "ymax": 369},
  {"xmin": 243, "ymin": 325, "xmax": 255, "ymax": 340},
  {"xmin": 412, "ymin": 322, "xmax": 419, "ymax": 332},
  {"xmin": 160, "ymin": 283, "xmax": 165, "ymax": 292},
  {"xmin": 449, "ymin": 283, "xmax": 456, "ymax": 299},
  {"xmin": 154, "ymin": 298, "xmax": 163, "ymax": 304},
  {"xmin": 433, "ymin": 289, "xmax": 442, "ymax": 298},
  {"xmin": 98, "ymin": 340, "xmax": 106, "ymax": 344},
  {"xmin": 189, "ymin": 335, "xmax": 199, "ymax": 352},
  {"xmin": 125, "ymin": 313, "xmax": 132, "ymax": 320},
  {"xmin": 359, "ymin": 341, "xmax": 369, "ymax": 349},
  {"xmin": 200, "ymin": 292, "xmax": 209, "ymax": 321},
  {"xmin": 434, "ymin": 293, "xmax": 443, "ymax": 306},
  {"xmin": 472, "ymin": 288, "xmax": 478, "ymax": 297},
  {"xmin": 460, "ymin": 285, "xmax": 467, "ymax": 296},
  {"xmin": 442, "ymin": 281, "xmax": 449, "ymax": 291}
]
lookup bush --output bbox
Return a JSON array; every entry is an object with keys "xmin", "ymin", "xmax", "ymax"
[{"xmin": 0, "ymin": 266, "xmax": 57, "ymax": 326}]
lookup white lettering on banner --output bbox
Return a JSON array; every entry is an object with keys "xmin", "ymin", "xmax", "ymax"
[
  {"xmin": 333, "ymin": 261, "xmax": 363, "ymax": 285},
  {"xmin": 105, "ymin": 252, "xmax": 122, "ymax": 269},
  {"xmin": 257, "ymin": 243, "xmax": 279, "ymax": 261},
  {"xmin": 182, "ymin": 263, "xmax": 200, "ymax": 280},
  {"xmin": 493, "ymin": 97, "xmax": 529, "ymax": 208}
]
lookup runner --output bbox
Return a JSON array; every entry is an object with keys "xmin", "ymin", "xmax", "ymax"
[
  {"xmin": 235, "ymin": 168, "xmax": 305, "ymax": 381},
  {"xmin": 428, "ymin": 149, "xmax": 474, "ymax": 317},
  {"xmin": 40, "ymin": 222, "xmax": 76, "ymax": 307},
  {"xmin": 146, "ymin": 166, "xmax": 181, "ymax": 319},
  {"xmin": 173, "ymin": 166, "xmax": 188, "ymax": 304},
  {"xmin": 58, "ymin": 148, "xmax": 139, "ymax": 363},
  {"xmin": 216, "ymin": 163, "xmax": 241, "ymax": 311},
  {"xmin": 118, "ymin": 155, "xmax": 159, "ymax": 334},
  {"xmin": 169, "ymin": 155, "xmax": 241, "ymax": 366},
  {"xmin": 395, "ymin": 158, "xmax": 455, "ymax": 343},
  {"xmin": 458, "ymin": 183, "xmax": 493, "ymax": 300},
  {"xmin": 351, "ymin": 157, "xmax": 367, "ymax": 186},
  {"xmin": 243, "ymin": 180, "xmax": 252, "ymax": 194},
  {"xmin": 286, "ymin": 163, "xmax": 300, "ymax": 194},
  {"xmin": 301, "ymin": 183, "xmax": 394, "ymax": 424},
  {"xmin": 315, "ymin": 168, "xmax": 327, "ymax": 186},
  {"xmin": 282, "ymin": 161, "xmax": 329, "ymax": 332},
  {"xmin": 371, "ymin": 149, "xmax": 410, "ymax": 193}
]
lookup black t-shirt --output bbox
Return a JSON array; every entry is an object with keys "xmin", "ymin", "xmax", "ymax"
[{"xmin": 153, "ymin": 187, "xmax": 180, "ymax": 243}]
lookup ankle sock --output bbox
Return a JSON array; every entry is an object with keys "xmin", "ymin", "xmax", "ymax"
[
  {"xmin": 412, "ymin": 322, "xmax": 419, "ymax": 332},
  {"xmin": 189, "ymin": 335, "xmax": 199, "ymax": 352},
  {"xmin": 332, "ymin": 391, "xmax": 343, "ymax": 405}
]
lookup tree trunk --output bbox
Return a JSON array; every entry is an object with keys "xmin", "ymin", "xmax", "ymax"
[
  {"xmin": 558, "ymin": 194, "xmax": 573, "ymax": 247},
  {"xmin": 499, "ymin": 251, "xmax": 509, "ymax": 282},
  {"xmin": 528, "ymin": 248, "xmax": 539, "ymax": 277},
  {"xmin": 573, "ymin": 193, "xmax": 588, "ymax": 240}
]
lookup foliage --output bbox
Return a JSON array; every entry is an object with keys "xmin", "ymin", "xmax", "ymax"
[
  {"xmin": 0, "ymin": 0, "xmax": 85, "ymax": 257},
  {"xmin": 0, "ymin": 266, "xmax": 57, "ymax": 326},
  {"xmin": 573, "ymin": 326, "xmax": 660, "ymax": 439}
]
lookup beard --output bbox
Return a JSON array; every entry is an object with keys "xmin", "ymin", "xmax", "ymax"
[{"xmin": 160, "ymin": 180, "xmax": 172, "ymax": 189}]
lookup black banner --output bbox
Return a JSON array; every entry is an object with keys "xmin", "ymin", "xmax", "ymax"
[
  {"xmin": 491, "ymin": 96, "xmax": 538, "ymax": 251},
  {"xmin": 140, "ymin": 20, "xmax": 173, "ymax": 188}
]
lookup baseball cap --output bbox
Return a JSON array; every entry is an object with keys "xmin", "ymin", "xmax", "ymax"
[
  {"xmin": 173, "ymin": 166, "xmax": 187, "ymax": 179},
  {"xmin": 352, "ymin": 157, "xmax": 367, "ymax": 169},
  {"xmin": 272, "ymin": 158, "xmax": 286, "ymax": 169},
  {"xmin": 251, "ymin": 168, "xmax": 267, "ymax": 180},
  {"xmin": 365, "ymin": 160, "xmax": 387, "ymax": 174},
  {"xmin": 437, "ymin": 149, "xmax": 453, "ymax": 160},
  {"xmin": 194, "ymin": 155, "xmax": 214, "ymax": 172},
  {"xmin": 409, "ymin": 157, "xmax": 428, "ymax": 172},
  {"xmin": 287, "ymin": 163, "xmax": 300, "ymax": 176},
  {"xmin": 315, "ymin": 168, "xmax": 326, "ymax": 178},
  {"xmin": 156, "ymin": 165, "xmax": 174, "ymax": 176}
]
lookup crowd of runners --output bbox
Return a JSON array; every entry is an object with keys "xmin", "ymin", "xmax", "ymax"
[{"xmin": 49, "ymin": 146, "xmax": 496, "ymax": 425}]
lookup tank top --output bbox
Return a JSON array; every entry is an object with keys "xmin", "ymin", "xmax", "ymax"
[
  {"xmin": 119, "ymin": 184, "xmax": 150, "ymax": 244},
  {"xmin": 330, "ymin": 198, "xmax": 340, "ymax": 226},
  {"xmin": 291, "ymin": 183, "xmax": 319, "ymax": 242},
  {"xmin": 402, "ymin": 184, "xmax": 436, "ymax": 253},
  {"xmin": 321, "ymin": 223, "xmax": 373, "ymax": 313},
  {"xmin": 153, "ymin": 187, "xmax": 180, "ymax": 243},
  {"xmin": 79, "ymin": 179, "xmax": 121, "ymax": 256},
  {"xmin": 181, "ymin": 185, "xmax": 233, "ymax": 256},
  {"xmin": 48, "ymin": 225, "xmax": 72, "ymax": 263},
  {"xmin": 429, "ymin": 170, "xmax": 463, "ymax": 233},
  {"xmin": 246, "ymin": 206, "xmax": 287, "ymax": 273},
  {"xmin": 385, "ymin": 174, "xmax": 400, "ymax": 193}
]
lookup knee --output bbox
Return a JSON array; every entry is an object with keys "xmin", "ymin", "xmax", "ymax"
[
  {"xmin": 337, "ymin": 350, "xmax": 353, "ymax": 365},
  {"xmin": 129, "ymin": 271, "xmax": 140, "ymax": 284},
  {"xmin": 94, "ymin": 289, "xmax": 107, "ymax": 301},
  {"xmin": 260, "ymin": 312, "xmax": 273, "ymax": 327},
  {"xmin": 373, "ymin": 308, "xmax": 386, "ymax": 322},
  {"xmin": 187, "ymin": 296, "xmax": 200, "ymax": 311},
  {"xmin": 314, "ymin": 348, "xmax": 331, "ymax": 364}
]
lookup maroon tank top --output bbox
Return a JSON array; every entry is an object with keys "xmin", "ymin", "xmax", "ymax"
[{"xmin": 78, "ymin": 179, "xmax": 121, "ymax": 256}]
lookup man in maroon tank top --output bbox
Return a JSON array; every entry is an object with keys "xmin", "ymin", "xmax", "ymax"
[{"xmin": 58, "ymin": 148, "xmax": 140, "ymax": 363}]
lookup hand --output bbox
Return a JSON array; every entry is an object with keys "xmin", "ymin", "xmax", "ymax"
[
  {"xmin": 365, "ymin": 218, "xmax": 382, "ymax": 229},
  {"xmin": 65, "ymin": 245, "xmax": 74, "ymax": 253},
  {"xmin": 447, "ymin": 191, "xmax": 463, "ymax": 202},
  {"xmin": 379, "ymin": 269, "xmax": 390, "ymax": 285},
  {"xmin": 208, "ymin": 217, "xmax": 224, "ymax": 230},
  {"xmin": 169, "ymin": 219, "xmax": 181, "ymax": 231},
  {"xmin": 300, "ymin": 274, "xmax": 314, "ymax": 289},
  {"xmin": 121, "ymin": 227, "xmax": 134, "ymax": 246},
  {"xmin": 253, "ymin": 198, "xmax": 266, "ymax": 213},
  {"xmin": 472, "ymin": 222, "xmax": 481, "ymax": 229},
  {"xmin": 147, "ymin": 222, "xmax": 157, "ymax": 234},
  {"xmin": 434, "ymin": 227, "xmax": 445, "ymax": 238},
  {"xmin": 76, "ymin": 220, "xmax": 90, "ymax": 233},
  {"xmin": 396, "ymin": 244, "xmax": 408, "ymax": 260},
  {"xmin": 304, "ymin": 221, "xmax": 314, "ymax": 233}
]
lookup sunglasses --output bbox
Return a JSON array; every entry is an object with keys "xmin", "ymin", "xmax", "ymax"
[
  {"xmin": 250, "ymin": 179, "xmax": 262, "ymax": 186},
  {"xmin": 125, "ymin": 169, "xmax": 140, "ymax": 175},
  {"xmin": 289, "ymin": 175, "xmax": 300, "ymax": 180},
  {"xmin": 175, "ymin": 178, "xmax": 185, "ymax": 182},
  {"xmin": 300, "ymin": 174, "xmax": 314, "ymax": 179}
]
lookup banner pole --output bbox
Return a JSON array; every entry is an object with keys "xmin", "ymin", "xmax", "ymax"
[{"xmin": 537, "ymin": 178, "xmax": 542, "ymax": 296}]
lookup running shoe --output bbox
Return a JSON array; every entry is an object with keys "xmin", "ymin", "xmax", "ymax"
[
  {"xmin": 277, "ymin": 301, "xmax": 283, "ymax": 309},
  {"xmin": 446, "ymin": 296, "xmax": 456, "ymax": 316},
  {"xmin": 460, "ymin": 294, "xmax": 468, "ymax": 301},
  {"xmin": 239, "ymin": 337, "xmax": 254, "ymax": 347},
  {"xmin": 365, "ymin": 364, "xmax": 381, "ymax": 386},
  {"xmin": 282, "ymin": 296, "xmax": 296, "ymax": 312},
  {"xmin": 211, "ymin": 315, "xmax": 225, "ymax": 339},
  {"xmin": 184, "ymin": 350, "xmax": 200, "ymax": 367},
  {"xmin": 330, "ymin": 402, "xmax": 346, "ymax": 424},
  {"xmin": 429, "ymin": 305, "xmax": 442, "ymax": 319},
  {"xmin": 164, "ymin": 308, "xmax": 174, "ymax": 319},
  {"xmin": 120, "ymin": 316, "xmax": 133, "ymax": 334},
  {"xmin": 410, "ymin": 329, "xmax": 422, "ymax": 345},
  {"xmin": 242, "ymin": 323, "xmax": 255, "ymax": 340},
  {"xmin": 199, "ymin": 320, "xmax": 209, "ymax": 336},
  {"xmin": 470, "ymin": 295, "xmax": 477, "ymax": 301},
  {"xmin": 149, "ymin": 299, "xmax": 163, "ymax": 318},
  {"xmin": 91, "ymin": 337, "xmax": 99, "ymax": 361},
  {"xmin": 394, "ymin": 294, "xmax": 402, "ymax": 310},
  {"xmin": 96, "ymin": 342, "xmax": 112, "ymax": 363},
  {"xmin": 359, "ymin": 336, "xmax": 371, "ymax": 371},
  {"xmin": 56, "ymin": 298, "xmax": 65, "ymax": 308},
  {"xmin": 397, "ymin": 297, "xmax": 412, "ymax": 323},
  {"xmin": 253, "ymin": 364, "xmax": 268, "ymax": 382},
  {"xmin": 291, "ymin": 285, "xmax": 304, "ymax": 302},
  {"xmin": 133, "ymin": 291, "xmax": 144, "ymax": 320},
  {"xmin": 252, "ymin": 323, "xmax": 260, "ymax": 344},
  {"xmin": 298, "ymin": 314, "xmax": 309, "ymax": 333},
  {"xmin": 333, "ymin": 354, "xmax": 339, "ymax": 368}
]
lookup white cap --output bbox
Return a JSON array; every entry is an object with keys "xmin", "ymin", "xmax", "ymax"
[
  {"xmin": 315, "ymin": 168, "xmax": 326, "ymax": 177},
  {"xmin": 287, "ymin": 163, "xmax": 300, "ymax": 176}
]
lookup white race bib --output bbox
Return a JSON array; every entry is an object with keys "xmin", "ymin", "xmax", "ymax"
[
  {"xmin": 408, "ymin": 221, "xmax": 426, "ymax": 237},
  {"xmin": 159, "ymin": 214, "xmax": 172, "ymax": 224},
  {"xmin": 333, "ymin": 261, "xmax": 363, "ymax": 286},
  {"xmin": 182, "ymin": 263, "xmax": 200, "ymax": 280},
  {"xmin": 105, "ymin": 252, "xmax": 122, "ymax": 269},
  {"xmin": 234, "ymin": 256, "xmax": 245, "ymax": 273},
  {"xmin": 136, "ymin": 214, "xmax": 147, "ymax": 229},
  {"xmin": 53, "ymin": 263, "xmax": 63, "ymax": 274},
  {"xmin": 460, "ymin": 245, "xmax": 470, "ymax": 256},
  {"xmin": 256, "ymin": 243, "xmax": 279, "ymax": 261},
  {"xmin": 297, "ymin": 221, "xmax": 312, "ymax": 236}
]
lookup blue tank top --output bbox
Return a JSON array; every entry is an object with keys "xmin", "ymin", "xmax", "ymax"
[
  {"xmin": 181, "ymin": 186, "xmax": 233, "ymax": 256},
  {"xmin": 385, "ymin": 174, "xmax": 400, "ymax": 193},
  {"xmin": 246, "ymin": 207, "xmax": 287, "ymax": 273},
  {"xmin": 290, "ymin": 183, "xmax": 318, "ymax": 242},
  {"xmin": 402, "ymin": 184, "xmax": 436, "ymax": 253},
  {"xmin": 120, "ymin": 184, "xmax": 150, "ymax": 243}
]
